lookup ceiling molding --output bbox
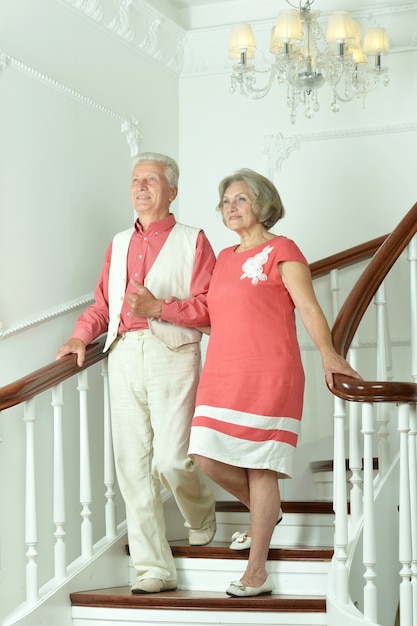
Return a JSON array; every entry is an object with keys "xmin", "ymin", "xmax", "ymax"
[
  {"xmin": 56, "ymin": 1, "xmax": 417, "ymax": 77},
  {"xmin": 58, "ymin": 0, "xmax": 187, "ymax": 75},
  {"xmin": 182, "ymin": 4, "xmax": 417, "ymax": 77}
]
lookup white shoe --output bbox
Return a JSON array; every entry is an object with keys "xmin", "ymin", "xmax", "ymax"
[
  {"xmin": 229, "ymin": 508, "xmax": 283, "ymax": 550},
  {"xmin": 226, "ymin": 575, "xmax": 273, "ymax": 597},
  {"xmin": 131, "ymin": 578, "xmax": 177, "ymax": 594},
  {"xmin": 188, "ymin": 519, "xmax": 216, "ymax": 546}
]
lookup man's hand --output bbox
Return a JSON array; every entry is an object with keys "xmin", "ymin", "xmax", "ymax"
[
  {"xmin": 55, "ymin": 338, "xmax": 87, "ymax": 367},
  {"xmin": 127, "ymin": 279, "xmax": 163, "ymax": 319}
]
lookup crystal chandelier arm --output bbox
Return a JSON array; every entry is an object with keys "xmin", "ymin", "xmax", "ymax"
[
  {"xmin": 231, "ymin": 64, "xmax": 277, "ymax": 100},
  {"xmin": 285, "ymin": 0, "xmax": 315, "ymax": 10}
]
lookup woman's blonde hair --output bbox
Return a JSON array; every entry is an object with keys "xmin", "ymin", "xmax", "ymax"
[{"xmin": 217, "ymin": 168, "xmax": 285, "ymax": 230}]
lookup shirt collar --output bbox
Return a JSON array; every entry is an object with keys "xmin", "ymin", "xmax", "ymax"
[{"xmin": 134, "ymin": 213, "xmax": 176, "ymax": 236}]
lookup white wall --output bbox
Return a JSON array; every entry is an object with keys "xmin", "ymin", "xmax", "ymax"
[
  {"xmin": 177, "ymin": 4, "xmax": 417, "ymax": 498},
  {"xmin": 0, "ymin": 1, "xmax": 181, "ymax": 615},
  {"xmin": 1, "ymin": 1, "xmax": 415, "ymax": 384},
  {"xmin": 0, "ymin": 0, "xmax": 180, "ymax": 386},
  {"xmin": 0, "ymin": 2, "xmax": 416, "ymax": 596},
  {"xmin": 178, "ymin": 25, "xmax": 417, "ymax": 260}
]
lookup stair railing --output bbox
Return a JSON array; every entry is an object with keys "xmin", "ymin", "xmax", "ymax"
[
  {"xmin": 0, "ymin": 338, "xmax": 121, "ymax": 623},
  {"xmin": 1, "ymin": 210, "xmax": 416, "ymax": 623},
  {"xmin": 327, "ymin": 202, "xmax": 417, "ymax": 626}
]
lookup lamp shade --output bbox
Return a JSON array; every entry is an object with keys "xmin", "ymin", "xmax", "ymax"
[
  {"xmin": 273, "ymin": 9, "xmax": 303, "ymax": 43},
  {"xmin": 351, "ymin": 46, "xmax": 367, "ymax": 65},
  {"xmin": 229, "ymin": 23, "xmax": 256, "ymax": 59},
  {"xmin": 350, "ymin": 20, "xmax": 362, "ymax": 49},
  {"xmin": 326, "ymin": 11, "xmax": 355, "ymax": 43},
  {"xmin": 270, "ymin": 25, "xmax": 283, "ymax": 55},
  {"xmin": 363, "ymin": 28, "xmax": 389, "ymax": 54}
]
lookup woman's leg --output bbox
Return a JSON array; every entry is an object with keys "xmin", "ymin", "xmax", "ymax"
[
  {"xmin": 240, "ymin": 468, "xmax": 280, "ymax": 587},
  {"xmin": 192, "ymin": 454, "xmax": 250, "ymax": 509}
]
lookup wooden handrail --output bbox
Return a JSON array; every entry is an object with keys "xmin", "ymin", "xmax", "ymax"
[
  {"xmin": 310, "ymin": 234, "xmax": 388, "ymax": 279},
  {"xmin": 0, "ymin": 336, "xmax": 107, "ymax": 411},
  {"xmin": 331, "ymin": 201, "xmax": 417, "ymax": 403},
  {"xmin": 330, "ymin": 375, "xmax": 417, "ymax": 404}
]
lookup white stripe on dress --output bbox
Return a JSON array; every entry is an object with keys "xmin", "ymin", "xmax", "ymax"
[{"xmin": 193, "ymin": 404, "xmax": 300, "ymax": 433}]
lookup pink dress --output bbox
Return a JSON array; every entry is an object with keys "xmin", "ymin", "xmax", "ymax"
[{"xmin": 188, "ymin": 236, "xmax": 308, "ymax": 478}]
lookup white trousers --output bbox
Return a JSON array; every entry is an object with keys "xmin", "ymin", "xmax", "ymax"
[{"xmin": 108, "ymin": 330, "xmax": 215, "ymax": 581}]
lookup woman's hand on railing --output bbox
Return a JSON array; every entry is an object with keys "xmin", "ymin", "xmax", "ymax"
[
  {"xmin": 321, "ymin": 348, "xmax": 362, "ymax": 390},
  {"xmin": 56, "ymin": 338, "xmax": 87, "ymax": 367}
]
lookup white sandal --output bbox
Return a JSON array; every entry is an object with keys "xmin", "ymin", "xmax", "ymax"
[
  {"xmin": 229, "ymin": 531, "xmax": 251, "ymax": 550},
  {"xmin": 228, "ymin": 508, "xmax": 283, "ymax": 550}
]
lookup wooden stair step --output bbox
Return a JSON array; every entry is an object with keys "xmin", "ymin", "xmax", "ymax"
[
  {"xmin": 215, "ymin": 500, "xmax": 335, "ymax": 515},
  {"xmin": 170, "ymin": 543, "xmax": 333, "ymax": 561},
  {"xmin": 72, "ymin": 502, "xmax": 330, "ymax": 622},
  {"xmin": 70, "ymin": 586, "xmax": 326, "ymax": 613}
]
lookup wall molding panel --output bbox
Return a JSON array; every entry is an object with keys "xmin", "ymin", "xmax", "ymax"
[
  {"xmin": 0, "ymin": 296, "xmax": 94, "ymax": 340},
  {"xmin": 0, "ymin": 51, "xmax": 142, "ymax": 157},
  {"xmin": 0, "ymin": 48, "xmax": 142, "ymax": 341},
  {"xmin": 264, "ymin": 122, "xmax": 417, "ymax": 174}
]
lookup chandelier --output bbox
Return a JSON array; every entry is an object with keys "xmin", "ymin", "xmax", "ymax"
[{"xmin": 228, "ymin": 0, "xmax": 390, "ymax": 123}]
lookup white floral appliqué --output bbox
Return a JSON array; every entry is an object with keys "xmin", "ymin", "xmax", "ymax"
[{"xmin": 240, "ymin": 245, "xmax": 274, "ymax": 285}]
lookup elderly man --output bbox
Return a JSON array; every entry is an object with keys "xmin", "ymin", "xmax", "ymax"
[{"xmin": 56, "ymin": 152, "xmax": 216, "ymax": 594}]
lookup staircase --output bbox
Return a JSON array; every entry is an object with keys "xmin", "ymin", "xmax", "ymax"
[
  {"xmin": 70, "ymin": 501, "xmax": 333, "ymax": 626},
  {"xmin": 4, "ymin": 208, "xmax": 417, "ymax": 625}
]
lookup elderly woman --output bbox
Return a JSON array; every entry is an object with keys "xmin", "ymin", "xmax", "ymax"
[{"xmin": 188, "ymin": 168, "xmax": 360, "ymax": 598}]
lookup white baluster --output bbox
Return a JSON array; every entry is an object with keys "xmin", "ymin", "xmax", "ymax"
[
  {"xmin": 361, "ymin": 402, "xmax": 377, "ymax": 622},
  {"xmin": 102, "ymin": 359, "xmax": 117, "ymax": 538},
  {"xmin": 408, "ymin": 403, "xmax": 417, "ymax": 626},
  {"xmin": 348, "ymin": 402, "xmax": 362, "ymax": 527},
  {"xmin": 348, "ymin": 333, "xmax": 363, "ymax": 527},
  {"xmin": 333, "ymin": 396, "xmax": 349, "ymax": 604},
  {"xmin": 330, "ymin": 268, "xmax": 340, "ymax": 320},
  {"xmin": 51, "ymin": 383, "xmax": 66, "ymax": 579},
  {"xmin": 408, "ymin": 235, "xmax": 417, "ymax": 384},
  {"xmin": 375, "ymin": 283, "xmax": 390, "ymax": 474},
  {"xmin": 78, "ymin": 370, "xmax": 93, "ymax": 558},
  {"xmin": 331, "ymin": 268, "xmax": 363, "ymax": 527},
  {"xmin": 24, "ymin": 399, "xmax": 38, "ymax": 603},
  {"xmin": 398, "ymin": 403, "xmax": 413, "ymax": 626},
  {"xmin": 408, "ymin": 235, "xmax": 417, "ymax": 626}
]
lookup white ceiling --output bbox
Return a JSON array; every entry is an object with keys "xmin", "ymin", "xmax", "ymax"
[
  {"xmin": 168, "ymin": 0, "xmax": 228, "ymax": 7},
  {"xmin": 147, "ymin": 0, "xmax": 404, "ymax": 31},
  {"xmin": 147, "ymin": 0, "xmax": 248, "ymax": 30}
]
